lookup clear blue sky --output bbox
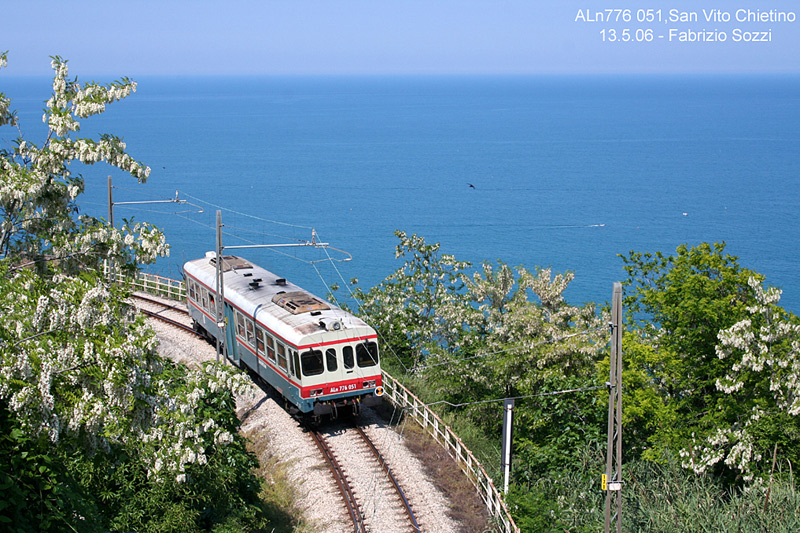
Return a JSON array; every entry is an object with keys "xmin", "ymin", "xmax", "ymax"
[{"xmin": 3, "ymin": 0, "xmax": 800, "ymax": 76}]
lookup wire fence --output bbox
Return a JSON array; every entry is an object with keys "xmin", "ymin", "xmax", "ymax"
[{"xmin": 107, "ymin": 265, "xmax": 187, "ymax": 300}]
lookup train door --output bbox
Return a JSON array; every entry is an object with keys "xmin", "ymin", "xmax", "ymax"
[
  {"xmin": 224, "ymin": 303, "xmax": 239, "ymax": 366},
  {"xmin": 324, "ymin": 348, "xmax": 339, "ymax": 384}
]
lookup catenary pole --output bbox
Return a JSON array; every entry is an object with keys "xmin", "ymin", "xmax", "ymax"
[
  {"xmin": 604, "ymin": 282, "xmax": 623, "ymax": 533},
  {"xmin": 502, "ymin": 398, "xmax": 514, "ymax": 494},
  {"xmin": 107, "ymin": 176, "xmax": 114, "ymax": 228},
  {"xmin": 215, "ymin": 210, "xmax": 224, "ymax": 363},
  {"xmin": 107, "ymin": 176, "xmax": 191, "ymax": 283}
]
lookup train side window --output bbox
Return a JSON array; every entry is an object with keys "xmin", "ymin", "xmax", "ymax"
[
  {"xmin": 188, "ymin": 279, "xmax": 196, "ymax": 301},
  {"xmin": 277, "ymin": 342, "xmax": 287, "ymax": 371},
  {"xmin": 326, "ymin": 349, "xmax": 338, "ymax": 372},
  {"xmin": 245, "ymin": 318, "xmax": 255, "ymax": 346},
  {"xmin": 266, "ymin": 336, "xmax": 276, "ymax": 362},
  {"xmin": 235, "ymin": 311, "xmax": 246, "ymax": 338},
  {"xmin": 356, "ymin": 342, "xmax": 379, "ymax": 368},
  {"xmin": 343, "ymin": 345, "xmax": 354, "ymax": 370},
  {"xmin": 301, "ymin": 350, "xmax": 324, "ymax": 376},
  {"xmin": 292, "ymin": 350, "xmax": 300, "ymax": 378},
  {"xmin": 256, "ymin": 327, "xmax": 265, "ymax": 354},
  {"xmin": 209, "ymin": 292, "xmax": 215, "ymax": 309},
  {"xmin": 201, "ymin": 288, "xmax": 208, "ymax": 310}
]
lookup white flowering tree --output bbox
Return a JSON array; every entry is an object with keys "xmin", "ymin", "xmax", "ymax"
[
  {"xmin": 0, "ymin": 264, "xmax": 251, "ymax": 472},
  {"xmin": 621, "ymin": 242, "xmax": 800, "ymax": 484},
  {"xmin": 426, "ymin": 261, "xmax": 608, "ymax": 478},
  {"xmin": 348, "ymin": 230, "xmax": 472, "ymax": 371},
  {"xmin": 347, "ymin": 232, "xmax": 607, "ymax": 478},
  {"xmin": 459, "ymin": 263, "xmax": 605, "ymax": 392},
  {"xmin": 680, "ymin": 277, "xmax": 800, "ymax": 482},
  {"xmin": 0, "ymin": 53, "xmax": 164, "ymax": 274},
  {"xmin": 0, "ymin": 54, "xmax": 266, "ymax": 532}
]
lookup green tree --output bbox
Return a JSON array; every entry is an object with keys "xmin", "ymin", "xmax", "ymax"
[
  {"xmin": 621, "ymin": 242, "xmax": 800, "ymax": 481},
  {"xmin": 347, "ymin": 230, "xmax": 471, "ymax": 371}
]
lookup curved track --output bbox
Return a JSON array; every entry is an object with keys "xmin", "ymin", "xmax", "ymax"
[
  {"xmin": 311, "ymin": 421, "xmax": 420, "ymax": 533},
  {"xmin": 310, "ymin": 429, "xmax": 367, "ymax": 532},
  {"xmin": 131, "ymin": 293, "xmax": 202, "ymax": 338}
]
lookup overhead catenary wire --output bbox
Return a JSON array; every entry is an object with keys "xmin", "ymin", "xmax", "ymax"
[
  {"xmin": 99, "ymin": 187, "xmax": 317, "ymax": 243},
  {"xmin": 173, "ymin": 211, "xmax": 309, "ymax": 246},
  {"xmin": 182, "ymin": 192, "xmax": 314, "ymax": 230},
  {"xmin": 312, "ymin": 231, "xmax": 420, "ymax": 489},
  {"xmin": 306, "ymin": 229, "xmax": 421, "ymax": 523},
  {"xmin": 418, "ymin": 383, "xmax": 608, "ymax": 409},
  {"xmin": 314, "ymin": 230, "xmax": 411, "ymax": 375}
]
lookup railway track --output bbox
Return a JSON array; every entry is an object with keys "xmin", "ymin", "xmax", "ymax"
[
  {"xmin": 131, "ymin": 293, "xmax": 190, "ymax": 316},
  {"xmin": 311, "ymin": 421, "xmax": 420, "ymax": 533},
  {"xmin": 352, "ymin": 425, "xmax": 420, "ymax": 532},
  {"xmin": 310, "ymin": 428, "xmax": 367, "ymax": 532},
  {"xmin": 131, "ymin": 293, "xmax": 202, "ymax": 338}
]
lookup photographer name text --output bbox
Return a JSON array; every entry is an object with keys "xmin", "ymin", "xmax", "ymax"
[{"xmin": 575, "ymin": 8, "xmax": 797, "ymax": 43}]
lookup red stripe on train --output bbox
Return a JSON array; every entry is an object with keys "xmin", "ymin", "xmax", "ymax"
[{"xmin": 301, "ymin": 374, "xmax": 383, "ymax": 398}]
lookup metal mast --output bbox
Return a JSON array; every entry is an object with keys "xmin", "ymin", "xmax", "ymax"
[
  {"xmin": 215, "ymin": 210, "xmax": 225, "ymax": 363},
  {"xmin": 604, "ymin": 282, "xmax": 623, "ymax": 533},
  {"xmin": 212, "ymin": 211, "xmax": 339, "ymax": 365}
]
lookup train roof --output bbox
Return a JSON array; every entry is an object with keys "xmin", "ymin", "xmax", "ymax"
[{"xmin": 183, "ymin": 253, "xmax": 374, "ymax": 347}]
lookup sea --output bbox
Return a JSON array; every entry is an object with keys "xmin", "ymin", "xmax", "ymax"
[{"xmin": 2, "ymin": 75, "xmax": 799, "ymax": 314}]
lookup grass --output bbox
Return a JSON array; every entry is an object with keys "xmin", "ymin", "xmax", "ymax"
[{"xmin": 244, "ymin": 427, "xmax": 315, "ymax": 533}]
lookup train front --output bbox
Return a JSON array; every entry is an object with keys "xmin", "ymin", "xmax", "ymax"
[{"xmin": 290, "ymin": 310, "xmax": 384, "ymax": 418}]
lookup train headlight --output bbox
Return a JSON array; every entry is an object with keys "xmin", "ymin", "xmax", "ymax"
[
  {"xmin": 362, "ymin": 380, "xmax": 376, "ymax": 389},
  {"xmin": 310, "ymin": 388, "xmax": 324, "ymax": 397}
]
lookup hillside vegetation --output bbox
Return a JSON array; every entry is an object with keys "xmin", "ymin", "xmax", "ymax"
[{"xmin": 333, "ymin": 232, "xmax": 800, "ymax": 531}]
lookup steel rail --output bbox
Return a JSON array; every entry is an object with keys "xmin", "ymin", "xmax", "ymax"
[
  {"xmin": 131, "ymin": 293, "xmax": 190, "ymax": 316},
  {"xmin": 138, "ymin": 308, "xmax": 203, "ymax": 337},
  {"xmin": 353, "ymin": 425, "xmax": 420, "ymax": 532},
  {"xmin": 309, "ymin": 429, "xmax": 367, "ymax": 533},
  {"xmin": 131, "ymin": 295, "xmax": 202, "ymax": 339}
]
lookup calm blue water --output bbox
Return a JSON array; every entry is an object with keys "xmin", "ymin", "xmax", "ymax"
[{"xmin": 3, "ymin": 75, "xmax": 800, "ymax": 313}]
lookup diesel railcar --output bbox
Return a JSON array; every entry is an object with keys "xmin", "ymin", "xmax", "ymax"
[{"xmin": 183, "ymin": 252, "xmax": 383, "ymax": 417}]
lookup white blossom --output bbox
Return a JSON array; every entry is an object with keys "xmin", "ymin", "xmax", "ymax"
[{"xmin": 683, "ymin": 277, "xmax": 799, "ymax": 481}]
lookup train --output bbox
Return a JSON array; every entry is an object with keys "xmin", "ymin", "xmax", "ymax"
[{"xmin": 183, "ymin": 252, "xmax": 383, "ymax": 418}]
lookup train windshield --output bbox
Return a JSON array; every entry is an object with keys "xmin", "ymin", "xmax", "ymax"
[
  {"xmin": 343, "ymin": 346, "xmax": 354, "ymax": 369},
  {"xmin": 301, "ymin": 349, "xmax": 324, "ymax": 376},
  {"xmin": 326, "ymin": 348, "xmax": 338, "ymax": 372},
  {"xmin": 356, "ymin": 342, "xmax": 379, "ymax": 368}
]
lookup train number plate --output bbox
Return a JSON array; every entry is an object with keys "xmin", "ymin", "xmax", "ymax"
[{"xmin": 329, "ymin": 383, "xmax": 358, "ymax": 394}]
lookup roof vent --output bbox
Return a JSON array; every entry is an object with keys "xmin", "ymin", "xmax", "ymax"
[
  {"xmin": 248, "ymin": 278, "xmax": 263, "ymax": 290},
  {"xmin": 276, "ymin": 278, "xmax": 287, "ymax": 286},
  {"xmin": 209, "ymin": 255, "xmax": 253, "ymax": 272},
  {"xmin": 272, "ymin": 291, "xmax": 331, "ymax": 315}
]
